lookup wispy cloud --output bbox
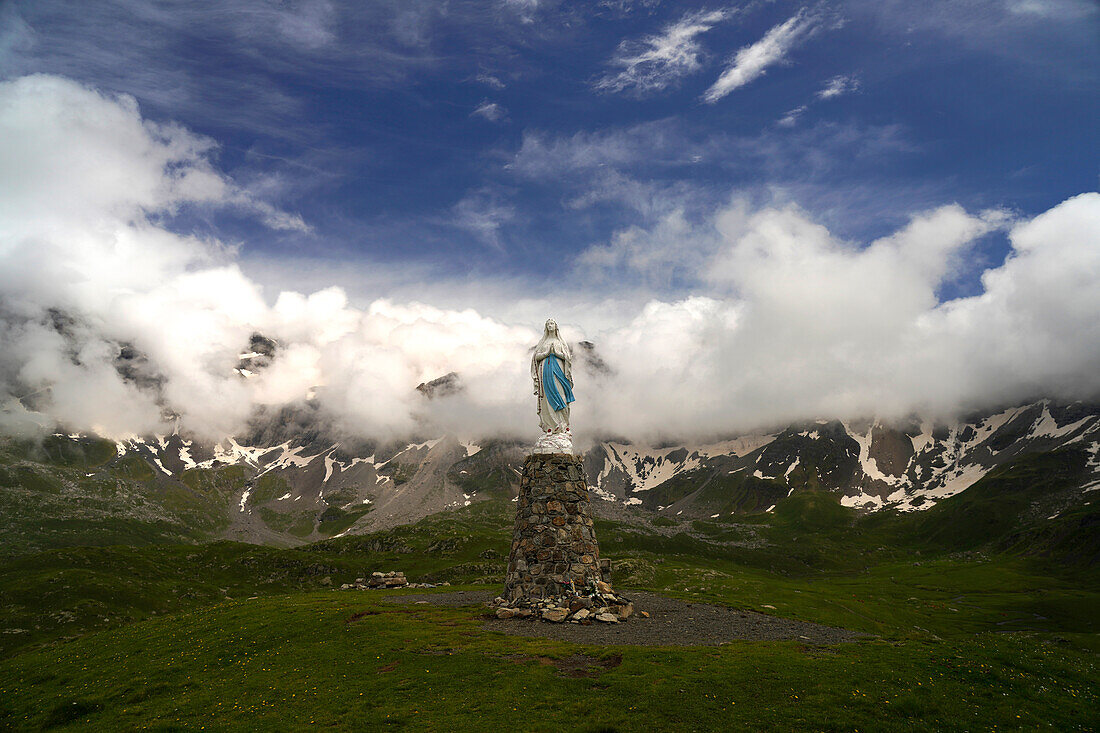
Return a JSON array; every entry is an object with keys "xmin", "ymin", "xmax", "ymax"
[
  {"xmin": 595, "ymin": 8, "xmax": 731, "ymax": 95},
  {"xmin": 595, "ymin": 0, "xmax": 662, "ymax": 17},
  {"xmin": 510, "ymin": 123, "xmax": 686, "ymax": 177},
  {"xmin": 511, "ymin": 119, "xmax": 913, "ymax": 185},
  {"xmin": 471, "ymin": 99, "xmax": 507, "ymax": 122},
  {"xmin": 1006, "ymin": 0, "xmax": 1099, "ymax": 18},
  {"xmin": 451, "ymin": 189, "xmax": 515, "ymax": 250},
  {"xmin": 3, "ymin": 0, "xmax": 530, "ymax": 139},
  {"xmin": 777, "ymin": 105, "xmax": 807, "ymax": 127},
  {"xmin": 844, "ymin": 0, "xmax": 1098, "ymax": 84},
  {"xmin": 817, "ymin": 73, "xmax": 860, "ymax": 99},
  {"xmin": 703, "ymin": 8, "xmax": 822, "ymax": 103},
  {"xmin": 476, "ymin": 73, "xmax": 506, "ymax": 89},
  {"xmin": 778, "ymin": 73, "xmax": 860, "ymax": 126},
  {"xmin": 502, "ymin": 0, "xmax": 541, "ymax": 24}
]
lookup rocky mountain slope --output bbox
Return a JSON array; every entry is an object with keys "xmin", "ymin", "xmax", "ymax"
[
  {"xmin": 2, "ymin": 399, "xmax": 1097, "ymax": 555},
  {"xmin": 585, "ymin": 400, "xmax": 1100, "ymax": 516}
]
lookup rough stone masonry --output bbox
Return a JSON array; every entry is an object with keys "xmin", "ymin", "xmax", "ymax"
[{"xmin": 504, "ymin": 453, "xmax": 604, "ymax": 600}]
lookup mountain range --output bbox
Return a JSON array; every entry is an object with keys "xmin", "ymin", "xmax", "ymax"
[{"xmin": 3, "ymin": 394, "xmax": 1097, "ymax": 556}]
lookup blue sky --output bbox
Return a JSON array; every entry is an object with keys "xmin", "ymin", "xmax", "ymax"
[{"xmin": 2, "ymin": 0, "xmax": 1097, "ymax": 300}]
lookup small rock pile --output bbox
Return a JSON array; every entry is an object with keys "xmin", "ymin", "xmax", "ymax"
[
  {"xmin": 489, "ymin": 580, "xmax": 644, "ymax": 624},
  {"xmin": 339, "ymin": 571, "xmax": 451, "ymax": 590}
]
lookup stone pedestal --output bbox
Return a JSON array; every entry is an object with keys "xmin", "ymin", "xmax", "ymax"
[{"xmin": 504, "ymin": 453, "xmax": 602, "ymax": 601}]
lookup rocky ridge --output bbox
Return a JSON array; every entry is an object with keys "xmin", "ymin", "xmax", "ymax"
[{"xmin": 3, "ymin": 399, "xmax": 1097, "ymax": 550}]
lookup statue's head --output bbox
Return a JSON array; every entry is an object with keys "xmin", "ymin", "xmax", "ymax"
[{"xmin": 544, "ymin": 318, "xmax": 558, "ymax": 336}]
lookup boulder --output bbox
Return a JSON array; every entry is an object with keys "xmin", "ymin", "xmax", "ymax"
[{"xmin": 541, "ymin": 608, "xmax": 569, "ymax": 623}]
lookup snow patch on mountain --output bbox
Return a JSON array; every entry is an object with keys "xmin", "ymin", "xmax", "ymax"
[
  {"xmin": 925, "ymin": 463, "xmax": 987, "ymax": 500},
  {"xmin": 602, "ymin": 443, "xmax": 701, "ymax": 492},
  {"xmin": 909, "ymin": 421, "xmax": 934, "ymax": 453},
  {"xmin": 841, "ymin": 491, "xmax": 884, "ymax": 509},
  {"xmin": 846, "ymin": 422, "xmax": 905, "ymax": 487},
  {"xmin": 151, "ymin": 456, "xmax": 172, "ymax": 476},
  {"xmin": 1031, "ymin": 405, "xmax": 1096, "ymax": 440}
]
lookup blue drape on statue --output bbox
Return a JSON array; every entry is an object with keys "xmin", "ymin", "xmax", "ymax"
[{"xmin": 542, "ymin": 354, "xmax": 575, "ymax": 412}]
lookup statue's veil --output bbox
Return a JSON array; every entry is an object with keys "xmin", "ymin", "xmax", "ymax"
[{"xmin": 534, "ymin": 319, "xmax": 571, "ymax": 364}]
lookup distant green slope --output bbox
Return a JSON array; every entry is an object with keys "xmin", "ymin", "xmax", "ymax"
[
  {"xmin": 0, "ymin": 436, "xmax": 234, "ymax": 556},
  {"xmin": 870, "ymin": 448, "xmax": 1099, "ymax": 568}
]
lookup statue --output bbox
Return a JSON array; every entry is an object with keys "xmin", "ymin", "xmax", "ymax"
[{"xmin": 531, "ymin": 318, "xmax": 574, "ymax": 454}]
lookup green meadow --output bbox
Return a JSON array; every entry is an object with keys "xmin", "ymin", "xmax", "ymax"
[{"xmin": 1, "ymin": 451, "xmax": 1098, "ymax": 730}]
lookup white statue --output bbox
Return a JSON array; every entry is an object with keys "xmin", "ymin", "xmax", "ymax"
[{"xmin": 531, "ymin": 318, "xmax": 575, "ymax": 454}]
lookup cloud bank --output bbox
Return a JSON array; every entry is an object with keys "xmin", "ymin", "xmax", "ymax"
[{"xmin": 2, "ymin": 74, "xmax": 1099, "ymax": 445}]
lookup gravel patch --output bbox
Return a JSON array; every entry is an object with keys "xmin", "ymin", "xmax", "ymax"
[{"xmin": 386, "ymin": 590, "xmax": 867, "ymax": 646}]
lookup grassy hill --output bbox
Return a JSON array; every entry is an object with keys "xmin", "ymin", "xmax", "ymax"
[
  {"xmin": 0, "ymin": 449, "xmax": 1097, "ymax": 729},
  {"xmin": 2, "ymin": 587, "xmax": 1095, "ymax": 731}
]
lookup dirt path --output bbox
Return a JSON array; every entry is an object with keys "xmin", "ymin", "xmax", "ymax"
[{"xmin": 385, "ymin": 590, "xmax": 867, "ymax": 646}]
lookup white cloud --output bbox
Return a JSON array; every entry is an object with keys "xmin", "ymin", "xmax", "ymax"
[
  {"xmin": 510, "ymin": 124, "xmax": 685, "ymax": 179},
  {"xmin": 476, "ymin": 73, "xmax": 506, "ymax": 89},
  {"xmin": 576, "ymin": 208, "xmax": 710, "ymax": 289},
  {"xmin": 2, "ymin": 74, "xmax": 1099, "ymax": 446},
  {"xmin": 581, "ymin": 195, "xmax": 1100, "ymax": 433},
  {"xmin": 510, "ymin": 120, "xmax": 915, "ymax": 217},
  {"xmin": 597, "ymin": 0, "xmax": 662, "ymax": 15},
  {"xmin": 0, "ymin": 75, "xmax": 303, "ymax": 439},
  {"xmin": 776, "ymin": 74, "xmax": 860, "ymax": 127},
  {"xmin": 451, "ymin": 189, "xmax": 516, "ymax": 250},
  {"xmin": 595, "ymin": 9, "xmax": 730, "ymax": 95},
  {"xmin": 704, "ymin": 8, "xmax": 822, "ymax": 102},
  {"xmin": 270, "ymin": 0, "xmax": 337, "ymax": 48},
  {"xmin": 777, "ymin": 105, "xmax": 807, "ymax": 127},
  {"xmin": 817, "ymin": 74, "xmax": 860, "ymax": 99},
  {"xmin": 471, "ymin": 100, "xmax": 507, "ymax": 122},
  {"xmin": 508, "ymin": 123, "xmax": 721, "ymax": 219},
  {"xmin": 1005, "ymin": 0, "xmax": 1097, "ymax": 20},
  {"xmin": 502, "ymin": 0, "xmax": 541, "ymax": 24}
]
